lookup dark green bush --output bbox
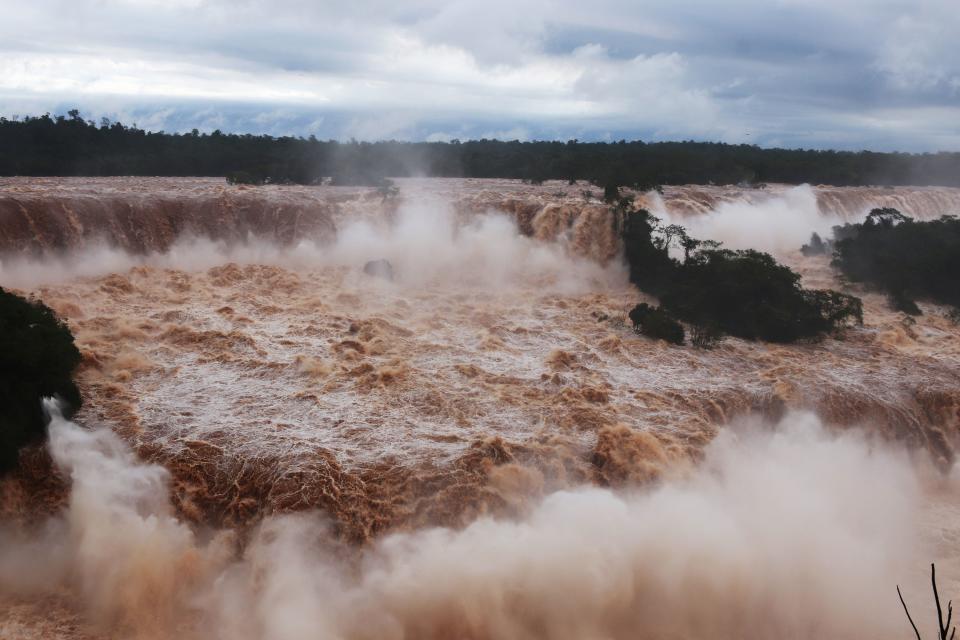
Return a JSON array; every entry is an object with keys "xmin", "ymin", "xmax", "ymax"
[
  {"xmin": 603, "ymin": 182, "xmax": 621, "ymax": 204},
  {"xmin": 831, "ymin": 209, "xmax": 960, "ymax": 312},
  {"xmin": 800, "ymin": 232, "xmax": 830, "ymax": 256},
  {"xmin": 0, "ymin": 288, "xmax": 82, "ymax": 472},
  {"xmin": 660, "ymin": 249, "xmax": 862, "ymax": 342},
  {"xmin": 330, "ymin": 171, "xmax": 393, "ymax": 188},
  {"xmin": 888, "ymin": 292, "xmax": 922, "ymax": 316},
  {"xmin": 619, "ymin": 206, "xmax": 863, "ymax": 343},
  {"xmin": 629, "ymin": 303, "xmax": 685, "ymax": 345},
  {"xmin": 225, "ymin": 170, "xmax": 265, "ymax": 185}
]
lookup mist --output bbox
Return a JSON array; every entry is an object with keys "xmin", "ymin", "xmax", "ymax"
[
  {"xmin": 4, "ymin": 0, "xmax": 960, "ymax": 634},
  {"xmin": 5, "ymin": 182, "xmax": 959, "ymax": 291},
  {"xmin": 649, "ymin": 184, "xmax": 842, "ymax": 256},
  {"xmin": 0, "ymin": 402, "xmax": 947, "ymax": 639},
  {"xmin": 4, "ymin": 180, "xmax": 960, "ymax": 639},
  {"xmin": 0, "ymin": 196, "xmax": 623, "ymax": 294}
]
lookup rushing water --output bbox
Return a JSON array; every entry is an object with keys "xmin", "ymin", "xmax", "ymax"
[{"xmin": 0, "ymin": 177, "xmax": 958, "ymax": 639}]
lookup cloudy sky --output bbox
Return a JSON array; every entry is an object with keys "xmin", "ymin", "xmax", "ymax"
[{"xmin": 1, "ymin": 0, "xmax": 958, "ymax": 150}]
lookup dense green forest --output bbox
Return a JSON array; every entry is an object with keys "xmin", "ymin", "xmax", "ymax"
[{"xmin": 2, "ymin": 111, "xmax": 960, "ymax": 186}]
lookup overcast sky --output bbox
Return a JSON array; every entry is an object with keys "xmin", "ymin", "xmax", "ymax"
[{"xmin": 1, "ymin": 0, "xmax": 958, "ymax": 150}]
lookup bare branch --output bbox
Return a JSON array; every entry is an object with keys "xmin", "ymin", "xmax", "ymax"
[
  {"xmin": 934, "ymin": 564, "xmax": 947, "ymax": 639},
  {"xmin": 900, "ymin": 584, "xmax": 924, "ymax": 640}
]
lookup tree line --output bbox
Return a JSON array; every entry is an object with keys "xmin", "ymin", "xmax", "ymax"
[{"xmin": 3, "ymin": 110, "xmax": 960, "ymax": 186}]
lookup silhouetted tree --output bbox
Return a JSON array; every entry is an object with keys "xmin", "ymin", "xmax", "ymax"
[
  {"xmin": 618, "ymin": 204, "xmax": 863, "ymax": 343},
  {"xmin": 0, "ymin": 288, "xmax": 82, "ymax": 472},
  {"xmin": 801, "ymin": 232, "xmax": 829, "ymax": 256},
  {"xmin": 897, "ymin": 564, "xmax": 956, "ymax": 640},
  {"xmin": 629, "ymin": 303, "xmax": 685, "ymax": 345},
  {"xmin": 831, "ymin": 209, "xmax": 960, "ymax": 312}
]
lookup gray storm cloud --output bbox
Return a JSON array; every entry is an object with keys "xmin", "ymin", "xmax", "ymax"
[{"xmin": 1, "ymin": 0, "xmax": 959, "ymax": 149}]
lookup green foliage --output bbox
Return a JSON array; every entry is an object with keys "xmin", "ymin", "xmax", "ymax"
[
  {"xmin": 800, "ymin": 232, "xmax": 829, "ymax": 256},
  {"xmin": 662, "ymin": 249, "xmax": 862, "ymax": 342},
  {"xmin": 225, "ymin": 170, "xmax": 265, "ymax": 186},
  {"xmin": 3, "ymin": 111, "xmax": 960, "ymax": 186},
  {"xmin": 831, "ymin": 209, "xmax": 960, "ymax": 311},
  {"xmin": 628, "ymin": 303, "xmax": 685, "ymax": 344},
  {"xmin": 603, "ymin": 182, "xmax": 620, "ymax": 203},
  {"xmin": 376, "ymin": 179, "xmax": 400, "ymax": 200},
  {"xmin": 0, "ymin": 288, "xmax": 82, "ymax": 472},
  {"xmin": 620, "ymin": 207, "xmax": 676, "ymax": 294},
  {"xmin": 889, "ymin": 292, "xmax": 922, "ymax": 316},
  {"xmin": 618, "ymin": 206, "xmax": 863, "ymax": 343}
]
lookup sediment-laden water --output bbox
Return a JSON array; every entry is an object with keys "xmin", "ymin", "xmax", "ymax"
[{"xmin": 1, "ymin": 177, "xmax": 959, "ymax": 639}]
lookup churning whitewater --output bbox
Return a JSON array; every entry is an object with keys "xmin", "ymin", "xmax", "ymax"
[
  {"xmin": 0, "ymin": 400, "xmax": 951, "ymax": 640},
  {"xmin": 1, "ymin": 178, "xmax": 959, "ymax": 639}
]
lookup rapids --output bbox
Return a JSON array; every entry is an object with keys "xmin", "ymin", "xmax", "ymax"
[{"xmin": 0, "ymin": 177, "xmax": 959, "ymax": 639}]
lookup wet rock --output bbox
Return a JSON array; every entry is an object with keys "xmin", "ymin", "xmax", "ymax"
[{"xmin": 363, "ymin": 259, "xmax": 394, "ymax": 281}]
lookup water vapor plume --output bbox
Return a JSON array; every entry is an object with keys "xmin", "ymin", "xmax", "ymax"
[
  {"xmin": 0, "ymin": 400, "xmax": 229, "ymax": 633},
  {"xmin": 650, "ymin": 184, "xmax": 841, "ymax": 255},
  {"xmin": 0, "ymin": 196, "xmax": 624, "ymax": 293},
  {"xmin": 330, "ymin": 195, "xmax": 622, "ymax": 292},
  {"xmin": 0, "ymin": 406, "xmax": 944, "ymax": 639}
]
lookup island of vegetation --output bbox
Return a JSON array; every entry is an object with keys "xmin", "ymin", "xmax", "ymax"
[
  {"xmin": 615, "ymin": 194, "xmax": 863, "ymax": 346},
  {"xmin": 804, "ymin": 208, "xmax": 960, "ymax": 315}
]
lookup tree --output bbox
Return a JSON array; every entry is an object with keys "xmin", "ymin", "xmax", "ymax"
[
  {"xmin": 2, "ymin": 110, "xmax": 960, "ymax": 186},
  {"xmin": 897, "ymin": 564, "xmax": 956, "ymax": 640},
  {"xmin": 0, "ymin": 288, "xmax": 82, "ymax": 472},
  {"xmin": 801, "ymin": 232, "xmax": 828, "ymax": 256},
  {"xmin": 831, "ymin": 209, "xmax": 960, "ymax": 311},
  {"xmin": 865, "ymin": 207, "xmax": 910, "ymax": 228},
  {"xmin": 618, "ymin": 204, "xmax": 863, "ymax": 343},
  {"xmin": 629, "ymin": 303, "xmax": 685, "ymax": 345},
  {"xmin": 603, "ymin": 182, "xmax": 620, "ymax": 203}
]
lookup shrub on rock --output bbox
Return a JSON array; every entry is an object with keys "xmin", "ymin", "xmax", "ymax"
[{"xmin": 628, "ymin": 303, "xmax": 685, "ymax": 345}]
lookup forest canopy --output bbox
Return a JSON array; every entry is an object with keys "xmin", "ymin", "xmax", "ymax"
[{"xmin": 2, "ymin": 111, "xmax": 960, "ymax": 187}]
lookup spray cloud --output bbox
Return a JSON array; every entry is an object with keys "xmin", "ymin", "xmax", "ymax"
[
  {"xmin": 0, "ymin": 197, "xmax": 622, "ymax": 293},
  {"xmin": 0, "ymin": 405, "xmax": 941, "ymax": 639},
  {"xmin": 649, "ymin": 185, "xmax": 842, "ymax": 255}
]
